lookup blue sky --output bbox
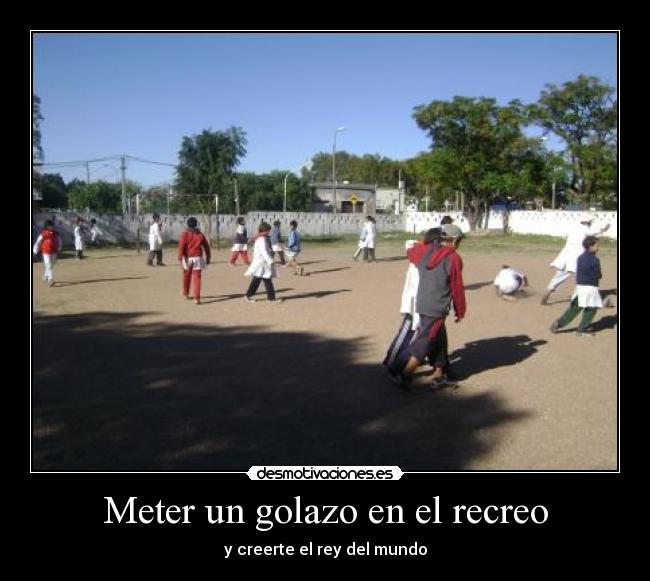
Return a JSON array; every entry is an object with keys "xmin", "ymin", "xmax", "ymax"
[{"xmin": 33, "ymin": 32, "xmax": 617, "ymax": 187}]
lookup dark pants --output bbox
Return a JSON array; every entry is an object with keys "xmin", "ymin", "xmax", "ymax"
[
  {"xmin": 557, "ymin": 297, "xmax": 598, "ymax": 331},
  {"xmin": 246, "ymin": 277, "xmax": 275, "ymax": 300},
  {"xmin": 147, "ymin": 249, "xmax": 163, "ymax": 265},
  {"xmin": 363, "ymin": 248, "xmax": 376, "ymax": 262},
  {"xmin": 75, "ymin": 249, "xmax": 84, "ymax": 259}
]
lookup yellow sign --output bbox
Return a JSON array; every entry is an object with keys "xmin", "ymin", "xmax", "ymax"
[{"xmin": 350, "ymin": 194, "xmax": 358, "ymax": 204}]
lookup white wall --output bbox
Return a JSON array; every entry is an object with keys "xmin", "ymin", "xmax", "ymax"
[{"xmin": 405, "ymin": 210, "xmax": 617, "ymax": 240}]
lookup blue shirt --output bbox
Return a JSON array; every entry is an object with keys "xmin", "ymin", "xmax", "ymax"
[
  {"xmin": 270, "ymin": 226, "xmax": 281, "ymax": 245},
  {"xmin": 288, "ymin": 229, "xmax": 301, "ymax": 252},
  {"xmin": 576, "ymin": 251, "xmax": 602, "ymax": 286}
]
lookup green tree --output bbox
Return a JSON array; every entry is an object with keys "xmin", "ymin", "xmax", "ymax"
[
  {"xmin": 175, "ymin": 127, "xmax": 247, "ymax": 241},
  {"xmin": 413, "ymin": 96, "xmax": 538, "ymax": 225},
  {"xmin": 67, "ymin": 180, "xmax": 140, "ymax": 213},
  {"xmin": 527, "ymin": 75, "xmax": 617, "ymax": 206},
  {"xmin": 36, "ymin": 173, "xmax": 68, "ymax": 209}
]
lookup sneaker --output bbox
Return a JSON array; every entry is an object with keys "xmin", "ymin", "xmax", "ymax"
[
  {"xmin": 194, "ymin": 299, "xmax": 201, "ymax": 305},
  {"xmin": 157, "ymin": 263, "xmax": 166, "ymax": 267},
  {"xmin": 603, "ymin": 297, "xmax": 614, "ymax": 308},
  {"xmin": 48, "ymin": 280, "xmax": 55, "ymax": 287},
  {"xmin": 182, "ymin": 294, "xmax": 190, "ymax": 300},
  {"xmin": 280, "ymin": 263, "xmax": 288, "ymax": 267},
  {"xmin": 244, "ymin": 296, "xmax": 256, "ymax": 303},
  {"xmin": 549, "ymin": 320, "xmax": 560, "ymax": 334},
  {"xmin": 575, "ymin": 330, "xmax": 595, "ymax": 337},
  {"xmin": 541, "ymin": 291, "xmax": 552, "ymax": 305},
  {"xmin": 269, "ymin": 298, "xmax": 283, "ymax": 304},
  {"xmin": 430, "ymin": 375, "xmax": 450, "ymax": 391},
  {"xmin": 388, "ymin": 370, "xmax": 410, "ymax": 389}
]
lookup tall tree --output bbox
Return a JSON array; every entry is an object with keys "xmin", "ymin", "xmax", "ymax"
[
  {"xmin": 527, "ymin": 75, "xmax": 617, "ymax": 206},
  {"xmin": 413, "ymin": 96, "xmax": 540, "ymax": 224},
  {"xmin": 175, "ymin": 127, "xmax": 247, "ymax": 241}
]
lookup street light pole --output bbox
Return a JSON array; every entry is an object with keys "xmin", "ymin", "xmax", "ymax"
[
  {"xmin": 283, "ymin": 171, "xmax": 291, "ymax": 213},
  {"xmin": 332, "ymin": 126, "xmax": 345, "ymax": 213}
]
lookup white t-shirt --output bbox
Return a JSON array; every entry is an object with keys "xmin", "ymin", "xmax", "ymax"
[{"xmin": 494, "ymin": 267, "xmax": 525, "ymax": 294}]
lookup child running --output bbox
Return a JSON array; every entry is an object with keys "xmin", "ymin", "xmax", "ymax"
[
  {"xmin": 390, "ymin": 227, "xmax": 466, "ymax": 390},
  {"xmin": 177, "ymin": 217, "xmax": 211, "ymax": 305},
  {"xmin": 74, "ymin": 217, "xmax": 86, "ymax": 259},
  {"xmin": 270, "ymin": 220, "xmax": 286, "ymax": 265},
  {"xmin": 230, "ymin": 216, "xmax": 250, "ymax": 266},
  {"xmin": 33, "ymin": 219, "xmax": 62, "ymax": 286},
  {"xmin": 286, "ymin": 220, "xmax": 304, "ymax": 276},
  {"xmin": 550, "ymin": 236, "xmax": 604, "ymax": 336},
  {"xmin": 383, "ymin": 228, "xmax": 441, "ymax": 375},
  {"xmin": 494, "ymin": 265, "xmax": 528, "ymax": 301},
  {"xmin": 244, "ymin": 222, "xmax": 282, "ymax": 303}
]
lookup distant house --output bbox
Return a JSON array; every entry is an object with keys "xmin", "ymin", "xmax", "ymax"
[
  {"xmin": 311, "ymin": 182, "xmax": 376, "ymax": 213},
  {"xmin": 375, "ymin": 186, "xmax": 406, "ymax": 214},
  {"xmin": 310, "ymin": 182, "xmax": 407, "ymax": 214}
]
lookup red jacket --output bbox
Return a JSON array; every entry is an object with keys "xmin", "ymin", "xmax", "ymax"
[
  {"xmin": 40, "ymin": 228, "xmax": 61, "ymax": 255},
  {"xmin": 177, "ymin": 229, "xmax": 211, "ymax": 262}
]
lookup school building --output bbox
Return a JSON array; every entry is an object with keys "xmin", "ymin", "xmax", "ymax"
[{"xmin": 310, "ymin": 182, "xmax": 406, "ymax": 214}]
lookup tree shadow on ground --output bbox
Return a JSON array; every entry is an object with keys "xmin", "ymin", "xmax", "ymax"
[
  {"xmin": 32, "ymin": 313, "xmax": 530, "ymax": 471},
  {"xmin": 54, "ymin": 277, "xmax": 147, "ymax": 287},
  {"xmin": 305, "ymin": 267, "xmax": 351, "ymax": 276},
  {"xmin": 448, "ymin": 335, "xmax": 548, "ymax": 381}
]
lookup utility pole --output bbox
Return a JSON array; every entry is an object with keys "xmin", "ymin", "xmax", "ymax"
[
  {"xmin": 120, "ymin": 155, "xmax": 127, "ymax": 214},
  {"xmin": 167, "ymin": 184, "xmax": 171, "ymax": 215},
  {"xmin": 234, "ymin": 176, "xmax": 240, "ymax": 216},
  {"xmin": 86, "ymin": 161, "xmax": 91, "ymax": 184}
]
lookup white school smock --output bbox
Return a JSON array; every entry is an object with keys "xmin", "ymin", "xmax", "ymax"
[
  {"xmin": 149, "ymin": 222, "xmax": 163, "ymax": 251},
  {"xmin": 245, "ymin": 236, "xmax": 277, "ymax": 279},
  {"xmin": 400, "ymin": 263, "xmax": 420, "ymax": 330},
  {"xmin": 494, "ymin": 267, "xmax": 525, "ymax": 294},
  {"xmin": 572, "ymin": 285, "xmax": 603, "ymax": 309},
  {"xmin": 363, "ymin": 222, "xmax": 376, "ymax": 249},
  {"xmin": 550, "ymin": 223, "xmax": 603, "ymax": 273},
  {"xmin": 74, "ymin": 226, "xmax": 85, "ymax": 250}
]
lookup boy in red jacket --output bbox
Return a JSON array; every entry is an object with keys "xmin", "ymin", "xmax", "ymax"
[
  {"xmin": 33, "ymin": 219, "xmax": 63, "ymax": 286},
  {"xmin": 177, "ymin": 217, "xmax": 211, "ymax": 304},
  {"xmin": 390, "ymin": 229, "xmax": 466, "ymax": 390}
]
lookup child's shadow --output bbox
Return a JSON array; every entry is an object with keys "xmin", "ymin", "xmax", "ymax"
[{"xmin": 449, "ymin": 335, "xmax": 547, "ymax": 381}]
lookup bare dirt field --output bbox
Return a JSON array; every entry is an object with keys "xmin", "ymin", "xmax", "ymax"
[{"xmin": 32, "ymin": 238, "xmax": 618, "ymax": 471}]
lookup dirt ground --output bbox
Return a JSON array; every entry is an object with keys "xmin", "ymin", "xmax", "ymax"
[{"xmin": 32, "ymin": 240, "xmax": 618, "ymax": 471}]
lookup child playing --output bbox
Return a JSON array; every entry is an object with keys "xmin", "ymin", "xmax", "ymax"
[
  {"xmin": 494, "ymin": 265, "xmax": 528, "ymax": 301},
  {"xmin": 244, "ymin": 222, "xmax": 282, "ymax": 303},
  {"xmin": 147, "ymin": 213, "xmax": 165, "ymax": 266},
  {"xmin": 88, "ymin": 218, "xmax": 102, "ymax": 247},
  {"xmin": 353, "ymin": 222, "xmax": 366, "ymax": 261},
  {"xmin": 177, "ymin": 217, "xmax": 211, "ymax": 305},
  {"xmin": 270, "ymin": 220, "xmax": 286, "ymax": 265},
  {"xmin": 363, "ymin": 216, "xmax": 377, "ymax": 262},
  {"xmin": 390, "ymin": 227, "xmax": 466, "ymax": 390},
  {"xmin": 74, "ymin": 217, "xmax": 86, "ymax": 259},
  {"xmin": 230, "ymin": 216, "xmax": 250, "ymax": 266},
  {"xmin": 550, "ymin": 236, "xmax": 603, "ymax": 336},
  {"xmin": 383, "ymin": 228, "xmax": 441, "ymax": 375},
  {"xmin": 33, "ymin": 219, "xmax": 62, "ymax": 286},
  {"xmin": 286, "ymin": 220, "xmax": 304, "ymax": 276}
]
